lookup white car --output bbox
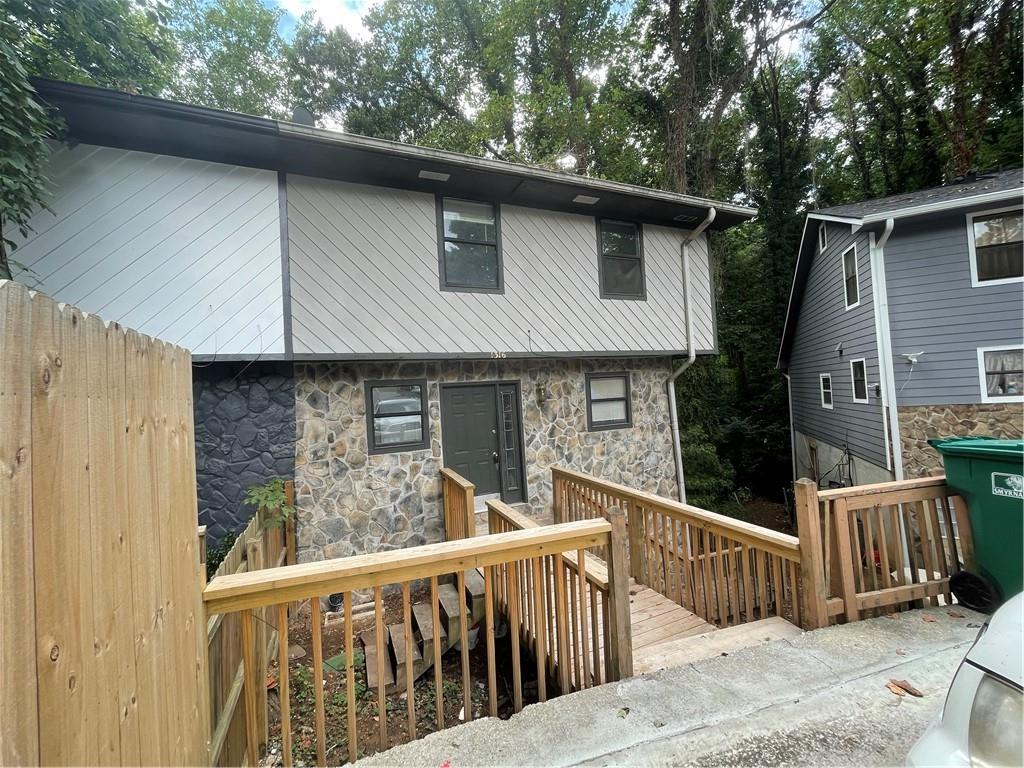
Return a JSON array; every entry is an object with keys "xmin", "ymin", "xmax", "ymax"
[{"xmin": 907, "ymin": 592, "xmax": 1023, "ymax": 767}]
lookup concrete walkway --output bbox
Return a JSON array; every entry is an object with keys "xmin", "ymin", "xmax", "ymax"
[{"xmin": 359, "ymin": 606, "xmax": 984, "ymax": 767}]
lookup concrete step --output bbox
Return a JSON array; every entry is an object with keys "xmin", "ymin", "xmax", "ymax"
[{"xmin": 633, "ymin": 617, "xmax": 804, "ymax": 675}]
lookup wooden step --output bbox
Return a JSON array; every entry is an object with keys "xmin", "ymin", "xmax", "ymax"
[
  {"xmin": 412, "ymin": 601, "xmax": 447, "ymax": 660},
  {"xmin": 387, "ymin": 622, "xmax": 423, "ymax": 694},
  {"xmin": 633, "ymin": 617, "xmax": 804, "ymax": 675},
  {"xmin": 437, "ymin": 583, "xmax": 464, "ymax": 641},
  {"xmin": 359, "ymin": 630, "xmax": 394, "ymax": 689},
  {"xmin": 463, "ymin": 568, "xmax": 487, "ymax": 624}
]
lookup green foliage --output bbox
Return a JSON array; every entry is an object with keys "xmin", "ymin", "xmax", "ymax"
[
  {"xmin": 292, "ymin": 665, "xmax": 312, "ymax": 702},
  {"xmin": 204, "ymin": 529, "xmax": 239, "ymax": 579},
  {"xmin": 244, "ymin": 477, "xmax": 295, "ymax": 530}
]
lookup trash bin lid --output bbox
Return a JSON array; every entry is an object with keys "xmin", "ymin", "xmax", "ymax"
[{"xmin": 928, "ymin": 436, "xmax": 1024, "ymax": 460}]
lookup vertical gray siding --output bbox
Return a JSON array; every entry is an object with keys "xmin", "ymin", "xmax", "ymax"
[
  {"xmin": 9, "ymin": 143, "xmax": 285, "ymax": 355},
  {"xmin": 286, "ymin": 175, "xmax": 714, "ymax": 356},
  {"xmin": 885, "ymin": 205, "xmax": 1024, "ymax": 405},
  {"xmin": 788, "ymin": 222, "xmax": 889, "ymax": 469}
]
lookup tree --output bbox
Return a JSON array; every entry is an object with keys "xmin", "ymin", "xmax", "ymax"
[{"xmin": 284, "ymin": 12, "xmax": 360, "ymax": 123}]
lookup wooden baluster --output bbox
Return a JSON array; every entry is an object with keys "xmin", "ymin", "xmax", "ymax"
[
  {"xmin": 713, "ymin": 533, "xmax": 728, "ymax": 626},
  {"xmin": 850, "ymin": 509, "xmax": 866, "ymax": 597},
  {"xmin": 457, "ymin": 570, "xmax": 471, "ymax": 721},
  {"xmin": 915, "ymin": 503, "xmax": 938, "ymax": 606},
  {"xmin": 508, "ymin": 560, "xmax": 523, "ymax": 712},
  {"xmin": 889, "ymin": 506, "xmax": 906, "ymax": 590},
  {"xmin": 788, "ymin": 559, "xmax": 800, "ymax": 626},
  {"xmin": 430, "ymin": 576, "xmax": 444, "ymax": 730},
  {"xmin": 771, "ymin": 556, "xmax": 783, "ymax": 617},
  {"xmin": 344, "ymin": 593, "xmax": 357, "ymax": 763},
  {"xmin": 927, "ymin": 499, "xmax": 951, "ymax": 605},
  {"xmin": 645, "ymin": 507, "xmax": 657, "ymax": 588},
  {"xmin": 310, "ymin": 599, "xmax": 327, "ymax": 767},
  {"xmin": 532, "ymin": 557, "xmax": 547, "ymax": 702},
  {"xmin": 241, "ymin": 609, "xmax": 259, "ymax": 768},
  {"xmin": 940, "ymin": 498, "xmax": 961, "ymax": 573},
  {"xmin": 876, "ymin": 506, "xmax": 893, "ymax": 611},
  {"xmin": 700, "ymin": 528, "xmax": 715, "ymax": 623},
  {"xmin": 741, "ymin": 545, "xmax": 755, "ymax": 623},
  {"xmin": 659, "ymin": 513, "xmax": 671, "ymax": 597},
  {"xmin": 402, "ymin": 583, "xmax": 415, "ymax": 741},
  {"xmin": 554, "ymin": 554, "xmax": 570, "ymax": 693},
  {"xmin": 950, "ymin": 496, "xmax": 975, "ymax": 572},
  {"xmin": 863, "ymin": 509, "xmax": 878, "ymax": 596},
  {"xmin": 484, "ymin": 566, "xmax": 498, "ymax": 717},
  {"xmin": 569, "ymin": 562, "xmax": 581, "ymax": 690},
  {"xmin": 727, "ymin": 538, "xmax": 741, "ymax": 624},
  {"xmin": 374, "ymin": 587, "xmax": 387, "ymax": 749},
  {"xmin": 578, "ymin": 549, "xmax": 591, "ymax": 690},
  {"xmin": 833, "ymin": 498, "xmax": 859, "ymax": 622},
  {"xmin": 756, "ymin": 548, "xmax": 768, "ymax": 620},
  {"xmin": 277, "ymin": 604, "xmax": 293, "ymax": 767}
]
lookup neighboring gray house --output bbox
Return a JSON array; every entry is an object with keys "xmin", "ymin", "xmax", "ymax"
[
  {"xmin": 779, "ymin": 170, "xmax": 1024, "ymax": 486},
  {"xmin": 12, "ymin": 79, "xmax": 755, "ymax": 560}
]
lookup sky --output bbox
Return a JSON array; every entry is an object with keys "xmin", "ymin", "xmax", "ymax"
[{"xmin": 271, "ymin": 0, "xmax": 379, "ymax": 40}]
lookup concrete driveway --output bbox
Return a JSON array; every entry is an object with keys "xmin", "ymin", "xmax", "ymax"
[{"xmin": 359, "ymin": 606, "xmax": 984, "ymax": 767}]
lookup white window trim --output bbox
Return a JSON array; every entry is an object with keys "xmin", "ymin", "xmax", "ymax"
[
  {"xmin": 967, "ymin": 204, "xmax": 1024, "ymax": 287},
  {"xmin": 841, "ymin": 244, "xmax": 860, "ymax": 310},
  {"xmin": 977, "ymin": 345, "xmax": 1024, "ymax": 403},
  {"xmin": 849, "ymin": 358, "xmax": 869, "ymax": 403},
  {"xmin": 819, "ymin": 373, "xmax": 834, "ymax": 409},
  {"xmin": 818, "ymin": 222, "xmax": 828, "ymax": 252}
]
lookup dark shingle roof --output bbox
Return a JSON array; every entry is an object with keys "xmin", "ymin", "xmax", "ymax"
[{"xmin": 815, "ymin": 168, "xmax": 1023, "ymax": 219}]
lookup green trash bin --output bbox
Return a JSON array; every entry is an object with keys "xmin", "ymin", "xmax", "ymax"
[{"xmin": 929, "ymin": 437, "xmax": 1024, "ymax": 611}]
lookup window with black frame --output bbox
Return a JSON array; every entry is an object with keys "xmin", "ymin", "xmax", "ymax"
[
  {"xmin": 971, "ymin": 209, "xmax": 1023, "ymax": 283},
  {"xmin": 598, "ymin": 219, "xmax": 645, "ymax": 299},
  {"xmin": 586, "ymin": 372, "xmax": 632, "ymax": 430},
  {"xmin": 365, "ymin": 380, "xmax": 429, "ymax": 454},
  {"xmin": 438, "ymin": 197, "xmax": 501, "ymax": 292}
]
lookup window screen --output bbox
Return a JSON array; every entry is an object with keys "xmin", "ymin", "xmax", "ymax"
[
  {"xmin": 598, "ymin": 220, "xmax": 644, "ymax": 299},
  {"xmin": 586, "ymin": 373, "xmax": 632, "ymax": 429},
  {"xmin": 439, "ymin": 198, "xmax": 501, "ymax": 291},
  {"xmin": 365, "ymin": 380, "xmax": 429, "ymax": 453},
  {"xmin": 973, "ymin": 210, "xmax": 1023, "ymax": 282}
]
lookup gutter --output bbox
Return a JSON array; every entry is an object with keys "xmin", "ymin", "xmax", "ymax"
[
  {"xmin": 870, "ymin": 217, "xmax": 903, "ymax": 480},
  {"xmin": 669, "ymin": 207, "xmax": 716, "ymax": 503},
  {"xmin": 781, "ymin": 371, "xmax": 797, "ymax": 480}
]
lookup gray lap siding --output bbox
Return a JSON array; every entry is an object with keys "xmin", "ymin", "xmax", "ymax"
[{"xmin": 788, "ymin": 223, "xmax": 888, "ymax": 469}]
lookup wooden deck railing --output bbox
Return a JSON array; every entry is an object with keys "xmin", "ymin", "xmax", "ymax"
[
  {"xmin": 552, "ymin": 467, "xmax": 804, "ymax": 629},
  {"xmin": 441, "ymin": 467, "xmax": 476, "ymax": 539},
  {"xmin": 487, "ymin": 500, "xmax": 631, "ymax": 692},
  {"xmin": 795, "ymin": 476, "xmax": 972, "ymax": 625},
  {"xmin": 203, "ymin": 519, "xmax": 630, "ymax": 767}
]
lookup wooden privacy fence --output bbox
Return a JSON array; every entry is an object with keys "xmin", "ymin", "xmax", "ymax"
[
  {"xmin": 441, "ymin": 466, "xmax": 476, "ymax": 539},
  {"xmin": 203, "ymin": 519, "xmax": 631, "ymax": 767},
  {"xmin": 552, "ymin": 466, "xmax": 804, "ymax": 629},
  {"xmin": 794, "ymin": 476, "xmax": 973, "ymax": 625},
  {"xmin": 205, "ymin": 484, "xmax": 296, "ymax": 767},
  {"xmin": 0, "ymin": 282, "xmax": 209, "ymax": 766},
  {"xmin": 487, "ymin": 499, "xmax": 631, "ymax": 693}
]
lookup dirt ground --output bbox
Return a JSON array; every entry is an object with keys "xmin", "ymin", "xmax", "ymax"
[{"xmin": 738, "ymin": 497, "xmax": 795, "ymax": 535}]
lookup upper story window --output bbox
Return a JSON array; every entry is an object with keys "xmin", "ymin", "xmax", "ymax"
[
  {"xmin": 850, "ymin": 358, "xmax": 869, "ymax": 403},
  {"xmin": 842, "ymin": 244, "xmax": 859, "ymax": 309},
  {"xmin": 978, "ymin": 346, "xmax": 1023, "ymax": 402},
  {"xmin": 586, "ymin": 372, "xmax": 632, "ymax": 430},
  {"xmin": 818, "ymin": 222, "xmax": 828, "ymax": 252},
  {"xmin": 968, "ymin": 208, "xmax": 1023, "ymax": 285},
  {"xmin": 819, "ymin": 373, "xmax": 834, "ymax": 409},
  {"xmin": 438, "ymin": 197, "xmax": 502, "ymax": 293},
  {"xmin": 598, "ymin": 219, "xmax": 645, "ymax": 300},
  {"xmin": 365, "ymin": 380, "xmax": 430, "ymax": 454}
]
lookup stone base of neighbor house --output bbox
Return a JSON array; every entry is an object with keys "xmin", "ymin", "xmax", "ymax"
[
  {"xmin": 899, "ymin": 403, "xmax": 1024, "ymax": 478},
  {"xmin": 792, "ymin": 430, "xmax": 893, "ymax": 488},
  {"xmin": 192, "ymin": 362, "xmax": 296, "ymax": 544},
  {"xmin": 293, "ymin": 357, "xmax": 678, "ymax": 564}
]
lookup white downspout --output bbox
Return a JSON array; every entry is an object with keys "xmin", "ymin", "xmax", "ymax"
[
  {"xmin": 669, "ymin": 207, "xmax": 716, "ymax": 503},
  {"xmin": 871, "ymin": 217, "xmax": 902, "ymax": 480}
]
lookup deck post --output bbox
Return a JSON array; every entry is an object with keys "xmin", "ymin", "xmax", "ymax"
[
  {"xmin": 604, "ymin": 507, "xmax": 633, "ymax": 680},
  {"xmin": 794, "ymin": 479, "xmax": 829, "ymax": 630}
]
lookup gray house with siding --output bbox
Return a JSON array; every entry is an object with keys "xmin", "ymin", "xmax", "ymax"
[
  {"xmin": 12, "ymin": 80, "xmax": 755, "ymax": 560},
  {"xmin": 779, "ymin": 170, "xmax": 1024, "ymax": 486}
]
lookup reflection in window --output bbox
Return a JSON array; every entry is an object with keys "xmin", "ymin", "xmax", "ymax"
[
  {"xmin": 586, "ymin": 373, "xmax": 632, "ymax": 429},
  {"xmin": 366, "ymin": 381, "xmax": 429, "ymax": 453},
  {"xmin": 440, "ymin": 198, "xmax": 501, "ymax": 291},
  {"xmin": 981, "ymin": 348, "xmax": 1023, "ymax": 399},
  {"xmin": 973, "ymin": 210, "xmax": 1023, "ymax": 282},
  {"xmin": 599, "ymin": 220, "xmax": 644, "ymax": 299},
  {"xmin": 842, "ymin": 246, "xmax": 859, "ymax": 308}
]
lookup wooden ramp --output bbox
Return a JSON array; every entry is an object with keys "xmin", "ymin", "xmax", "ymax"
[{"xmin": 627, "ymin": 581, "xmax": 716, "ymax": 661}]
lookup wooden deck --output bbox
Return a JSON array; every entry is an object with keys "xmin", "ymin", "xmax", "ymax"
[{"xmin": 627, "ymin": 581, "xmax": 716, "ymax": 660}]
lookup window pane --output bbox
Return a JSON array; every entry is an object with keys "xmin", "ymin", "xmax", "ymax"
[
  {"xmin": 444, "ymin": 241, "xmax": 499, "ymax": 288},
  {"xmin": 974, "ymin": 212, "xmax": 1023, "ymax": 247},
  {"xmin": 602, "ymin": 255, "xmax": 643, "ymax": 296},
  {"xmin": 590, "ymin": 376, "xmax": 627, "ymax": 400},
  {"xmin": 600, "ymin": 221, "xmax": 638, "ymax": 256},
  {"xmin": 984, "ymin": 349, "xmax": 1023, "ymax": 397},
  {"xmin": 372, "ymin": 384, "xmax": 422, "ymax": 415},
  {"xmin": 977, "ymin": 243, "xmax": 1024, "ymax": 281},
  {"xmin": 373, "ymin": 415, "xmax": 424, "ymax": 446},
  {"xmin": 845, "ymin": 272, "xmax": 858, "ymax": 306},
  {"xmin": 852, "ymin": 362, "xmax": 867, "ymax": 400},
  {"xmin": 443, "ymin": 199, "xmax": 496, "ymax": 242},
  {"xmin": 592, "ymin": 400, "xmax": 627, "ymax": 423}
]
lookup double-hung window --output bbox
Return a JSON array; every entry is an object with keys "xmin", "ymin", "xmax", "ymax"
[
  {"xmin": 365, "ymin": 380, "xmax": 429, "ymax": 454},
  {"xmin": 819, "ymin": 374, "xmax": 834, "ymax": 409},
  {"xmin": 968, "ymin": 208, "xmax": 1023, "ymax": 285},
  {"xmin": 586, "ymin": 373, "xmax": 632, "ymax": 430},
  {"xmin": 438, "ymin": 197, "xmax": 502, "ymax": 292},
  {"xmin": 850, "ymin": 358, "xmax": 869, "ymax": 403},
  {"xmin": 598, "ymin": 219, "xmax": 645, "ymax": 299},
  {"xmin": 978, "ymin": 346, "xmax": 1023, "ymax": 402},
  {"xmin": 842, "ymin": 245, "xmax": 859, "ymax": 309}
]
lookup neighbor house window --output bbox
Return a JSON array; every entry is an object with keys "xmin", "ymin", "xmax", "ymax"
[
  {"xmin": 819, "ymin": 374, "xmax": 834, "ymax": 409},
  {"xmin": 850, "ymin": 358, "xmax": 869, "ymax": 403},
  {"xmin": 438, "ymin": 197, "xmax": 502, "ymax": 292},
  {"xmin": 365, "ymin": 380, "xmax": 430, "ymax": 454},
  {"xmin": 978, "ymin": 347, "xmax": 1023, "ymax": 402},
  {"xmin": 842, "ymin": 245, "xmax": 859, "ymax": 309},
  {"xmin": 818, "ymin": 222, "xmax": 828, "ymax": 252},
  {"xmin": 969, "ymin": 208, "xmax": 1023, "ymax": 285},
  {"xmin": 586, "ymin": 372, "xmax": 632, "ymax": 430},
  {"xmin": 598, "ymin": 219, "xmax": 645, "ymax": 299}
]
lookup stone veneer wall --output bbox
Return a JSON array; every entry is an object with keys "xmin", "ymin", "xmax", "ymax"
[
  {"xmin": 294, "ymin": 357, "xmax": 677, "ymax": 563},
  {"xmin": 193, "ymin": 362, "xmax": 296, "ymax": 544},
  {"xmin": 899, "ymin": 403, "xmax": 1024, "ymax": 477}
]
